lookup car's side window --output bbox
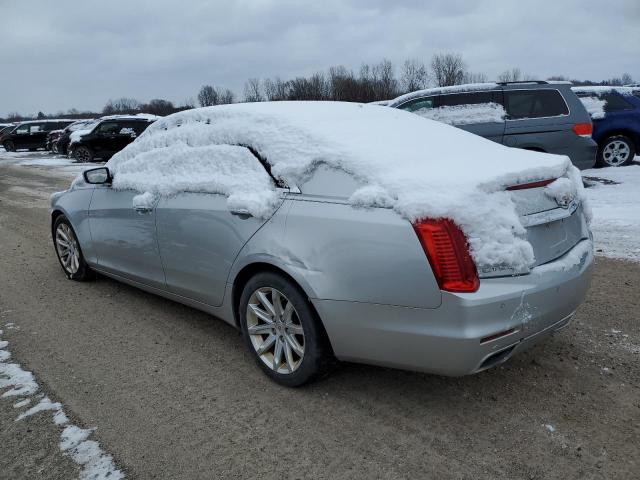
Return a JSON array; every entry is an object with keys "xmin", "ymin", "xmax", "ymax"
[
  {"xmin": 437, "ymin": 91, "xmax": 494, "ymax": 107},
  {"xmin": 602, "ymin": 94, "xmax": 633, "ymax": 112},
  {"xmin": 504, "ymin": 90, "xmax": 569, "ymax": 119},
  {"xmin": 398, "ymin": 97, "xmax": 435, "ymax": 113},
  {"xmin": 31, "ymin": 124, "xmax": 44, "ymax": 133},
  {"xmin": 15, "ymin": 125, "xmax": 29, "ymax": 134},
  {"xmin": 96, "ymin": 122, "xmax": 120, "ymax": 135}
]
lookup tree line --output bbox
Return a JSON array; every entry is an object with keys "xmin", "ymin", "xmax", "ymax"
[{"xmin": 1, "ymin": 52, "xmax": 634, "ymax": 122}]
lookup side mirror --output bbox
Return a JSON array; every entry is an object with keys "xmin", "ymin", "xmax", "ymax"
[{"xmin": 83, "ymin": 167, "xmax": 111, "ymax": 185}]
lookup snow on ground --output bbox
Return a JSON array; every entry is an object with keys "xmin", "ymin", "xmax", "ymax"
[
  {"xmin": 582, "ymin": 160, "xmax": 640, "ymax": 262},
  {"xmin": 0, "ymin": 148, "xmax": 102, "ymax": 178},
  {"xmin": 0, "ymin": 327, "xmax": 124, "ymax": 480}
]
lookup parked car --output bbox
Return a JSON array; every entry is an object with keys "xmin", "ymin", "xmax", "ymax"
[
  {"xmin": 0, "ymin": 123, "xmax": 15, "ymax": 138},
  {"xmin": 69, "ymin": 115, "xmax": 157, "ymax": 162},
  {"xmin": 50, "ymin": 102, "xmax": 593, "ymax": 386},
  {"xmin": 50, "ymin": 119, "xmax": 97, "ymax": 155},
  {"xmin": 386, "ymin": 81, "xmax": 597, "ymax": 169},
  {"xmin": 572, "ymin": 86, "xmax": 640, "ymax": 167},
  {"xmin": 0, "ymin": 119, "xmax": 77, "ymax": 151}
]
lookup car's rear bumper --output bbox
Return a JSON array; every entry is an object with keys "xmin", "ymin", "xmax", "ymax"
[
  {"xmin": 553, "ymin": 138, "xmax": 597, "ymax": 170},
  {"xmin": 313, "ymin": 239, "xmax": 594, "ymax": 376}
]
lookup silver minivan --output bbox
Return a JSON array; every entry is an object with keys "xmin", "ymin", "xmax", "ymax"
[{"xmin": 387, "ymin": 81, "xmax": 597, "ymax": 170}]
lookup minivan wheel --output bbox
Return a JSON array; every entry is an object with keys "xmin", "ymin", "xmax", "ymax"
[
  {"xmin": 239, "ymin": 272, "xmax": 334, "ymax": 387},
  {"xmin": 597, "ymin": 135, "xmax": 635, "ymax": 167},
  {"xmin": 53, "ymin": 215, "xmax": 93, "ymax": 281},
  {"xmin": 73, "ymin": 146, "xmax": 94, "ymax": 163},
  {"xmin": 3, "ymin": 140, "xmax": 15, "ymax": 152}
]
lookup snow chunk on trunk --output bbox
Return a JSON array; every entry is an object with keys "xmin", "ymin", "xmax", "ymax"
[{"xmin": 412, "ymin": 103, "xmax": 505, "ymax": 125}]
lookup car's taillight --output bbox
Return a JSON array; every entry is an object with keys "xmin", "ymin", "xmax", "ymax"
[
  {"xmin": 412, "ymin": 218, "xmax": 479, "ymax": 293},
  {"xmin": 572, "ymin": 122, "xmax": 593, "ymax": 137},
  {"xmin": 506, "ymin": 178, "xmax": 556, "ymax": 190}
]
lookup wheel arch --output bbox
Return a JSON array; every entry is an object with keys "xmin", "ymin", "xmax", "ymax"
[
  {"xmin": 230, "ymin": 262, "xmax": 333, "ymax": 352},
  {"xmin": 597, "ymin": 129, "xmax": 639, "ymax": 150}
]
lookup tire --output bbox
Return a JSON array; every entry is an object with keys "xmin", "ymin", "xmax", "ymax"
[
  {"xmin": 3, "ymin": 140, "xmax": 15, "ymax": 152},
  {"xmin": 239, "ymin": 272, "xmax": 334, "ymax": 386},
  {"xmin": 73, "ymin": 145, "xmax": 94, "ymax": 163},
  {"xmin": 596, "ymin": 135, "xmax": 636, "ymax": 167},
  {"xmin": 52, "ymin": 215, "xmax": 94, "ymax": 281}
]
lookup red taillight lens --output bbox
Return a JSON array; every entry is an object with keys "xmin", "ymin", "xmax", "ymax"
[
  {"xmin": 572, "ymin": 122, "xmax": 593, "ymax": 137},
  {"xmin": 506, "ymin": 178, "xmax": 556, "ymax": 190},
  {"xmin": 412, "ymin": 218, "xmax": 479, "ymax": 293}
]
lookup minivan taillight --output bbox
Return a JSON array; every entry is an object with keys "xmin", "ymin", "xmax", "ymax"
[
  {"xmin": 412, "ymin": 219, "xmax": 479, "ymax": 293},
  {"xmin": 572, "ymin": 123, "xmax": 593, "ymax": 137}
]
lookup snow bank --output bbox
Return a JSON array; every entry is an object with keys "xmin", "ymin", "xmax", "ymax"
[
  {"xmin": 107, "ymin": 101, "xmax": 574, "ymax": 270},
  {"xmin": 582, "ymin": 163, "xmax": 640, "ymax": 261},
  {"xmin": 387, "ymin": 83, "xmax": 498, "ymax": 107},
  {"xmin": 411, "ymin": 102, "xmax": 505, "ymax": 125},
  {"xmin": 578, "ymin": 96, "xmax": 607, "ymax": 119}
]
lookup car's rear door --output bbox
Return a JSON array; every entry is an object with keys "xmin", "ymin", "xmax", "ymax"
[{"xmin": 88, "ymin": 187, "xmax": 166, "ymax": 288}]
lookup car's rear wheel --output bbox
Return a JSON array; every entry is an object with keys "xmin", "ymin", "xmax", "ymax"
[
  {"xmin": 3, "ymin": 140, "xmax": 15, "ymax": 152},
  {"xmin": 53, "ymin": 215, "xmax": 93, "ymax": 281},
  {"xmin": 597, "ymin": 135, "xmax": 635, "ymax": 167},
  {"xmin": 239, "ymin": 272, "xmax": 333, "ymax": 386},
  {"xmin": 73, "ymin": 145, "xmax": 94, "ymax": 163}
]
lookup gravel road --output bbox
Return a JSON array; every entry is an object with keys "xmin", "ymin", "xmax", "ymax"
[{"xmin": 0, "ymin": 159, "xmax": 638, "ymax": 480}]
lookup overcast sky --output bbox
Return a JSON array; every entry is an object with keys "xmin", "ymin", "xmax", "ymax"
[{"xmin": 1, "ymin": 0, "xmax": 638, "ymax": 115}]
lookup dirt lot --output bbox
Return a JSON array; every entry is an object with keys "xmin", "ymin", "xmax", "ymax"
[{"xmin": 0, "ymin": 159, "xmax": 639, "ymax": 479}]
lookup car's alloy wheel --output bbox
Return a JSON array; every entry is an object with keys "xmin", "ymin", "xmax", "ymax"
[
  {"xmin": 246, "ymin": 287, "xmax": 306, "ymax": 374},
  {"xmin": 598, "ymin": 135, "xmax": 635, "ymax": 167},
  {"xmin": 74, "ymin": 146, "xmax": 93, "ymax": 163},
  {"xmin": 52, "ymin": 216, "xmax": 93, "ymax": 281},
  {"xmin": 239, "ymin": 272, "xmax": 334, "ymax": 386}
]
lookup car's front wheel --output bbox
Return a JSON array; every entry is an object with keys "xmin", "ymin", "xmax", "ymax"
[
  {"xmin": 3, "ymin": 140, "xmax": 15, "ymax": 152},
  {"xmin": 73, "ymin": 145, "xmax": 94, "ymax": 163},
  {"xmin": 239, "ymin": 272, "xmax": 334, "ymax": 386},
  {"xmin": 597, "ymin": 135, "xmax": 636, "ymax": 167},
  {"xmin": 52, "ymin": 215, "xmax": 93, "ymax": 281}
]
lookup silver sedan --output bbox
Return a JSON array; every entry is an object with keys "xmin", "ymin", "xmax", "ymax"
[{"xmin": 50, "ymin": 127, "xmax": 593, "ymax": 388}]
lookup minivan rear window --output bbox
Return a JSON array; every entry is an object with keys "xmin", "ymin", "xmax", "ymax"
[{"xmin": 504, "ymin": 90, "xmax": 569, "ymax": 119}]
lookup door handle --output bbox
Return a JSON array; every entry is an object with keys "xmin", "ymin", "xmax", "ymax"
[
  {"xmin": 230, "ymin": 208, "xmax": 252, "ymax": 217},
  {"xmin": 133, "ymin": 206, "xmax": 153, "ymax": 214}
]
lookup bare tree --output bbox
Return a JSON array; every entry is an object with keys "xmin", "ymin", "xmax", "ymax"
[
  {"xmin": 218, "ymin": 89, "xmax": 235, "ymax": 105},
  {"xmin": 140, "ymin": 99, "xmax": 175, "ymax": 116},
  {"xmin": 264, "ymin": 77, "xmax": 289, "ymax": 101},
  {"xmin": 103, "ymin": 98, "xmax": 141, "ymax": 115},
  {"xmin": 621, "ymin": 73, "xmax": 633, "ymax": 85},
  {"xmin": 400, "ymin": 59, "xmax": 429, "ymax": 93},
  {"xmin": 198, "ymin": 85, "xmax": 219, "ymax": 107},
  {"xmin": 243, "ymin": 78, "xmax": 264, "ymax": 102},
  {"xmin": 463, "ymin": 71, "xmax": 488, "ymax": 84},
  {"xmin": 497, "ymin": 67, "xmax": 522, "ymax": 83},
  {"xmin": 431, "ymin": 53, "xmax": 467, "ymax": 87}
]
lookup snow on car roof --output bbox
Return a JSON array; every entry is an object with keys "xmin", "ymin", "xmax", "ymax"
[
  {"xmin": 571, "ymin": 86, "xmax": 635, "ymax": 96},
  {"xmin": 15, "ymin": 119, "xmax": 82, "ymax": 125},
  {"xmin": 98, "ymin": 113, "xmax": 160, "ymax": 121},
  {"xmin": 387, "ymin": 83, "xmax": 499, "ymax": 107},
  {"xmin": 106, "ymin": 101, "xmax": 579, "ymax": 269}
]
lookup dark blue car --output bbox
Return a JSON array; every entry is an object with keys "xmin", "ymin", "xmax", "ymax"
[{"xmin": 573, "ymin": 86, "xmax": 640, "ymax": 167}]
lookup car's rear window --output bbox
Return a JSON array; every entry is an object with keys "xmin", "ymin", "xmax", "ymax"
[
  {"xmin": 601, "ymin": 93, "xmax": 633, "ymax": 112},
  {"xmin": 504, "ymin": 89, "xmax": 569, "ymax": 119}
]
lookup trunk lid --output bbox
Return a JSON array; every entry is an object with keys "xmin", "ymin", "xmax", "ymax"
[{"xmin": 478, "ymin": 178, "xmax": 589, "ymax": 278}]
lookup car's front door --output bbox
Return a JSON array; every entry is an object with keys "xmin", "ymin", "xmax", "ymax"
[
  {"xmin": 155, "ymin": 192, "xmax": 282, "ymax": 306},
  {"xmin": 91, "ymin": 121, "xmax": 121, "ymax": 158},
  {"xmin": 88, "ymin": 187, "xmax": 165, "ymax": 288},
  {"xmin": 10, "ymin": 124, "xmax": 31, "ymax": 149}
]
